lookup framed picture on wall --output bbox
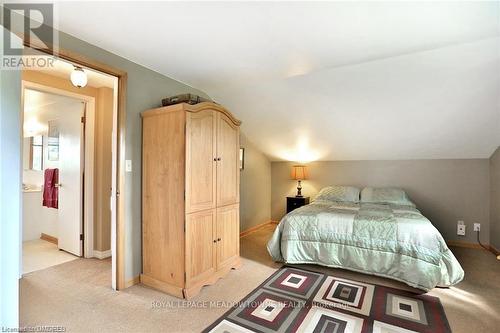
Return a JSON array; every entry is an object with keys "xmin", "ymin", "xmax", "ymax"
[
  {"xmin": 239, "ymin": 147, "xmax": 245, "ymax": 170},
  {"xmin": 47, "ymin": 120, "xmax": 60, "ymax": 161}
]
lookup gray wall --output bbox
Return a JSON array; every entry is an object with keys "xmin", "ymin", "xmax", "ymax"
[
  {"xmin": 0, "ymin": 60, "xmax": 22, "ymax": 325},
  {"xmin": 56, "ymin": 32, "xmax": 210, "ymax": 280},
  {"xmin": 5, "ymin": 16, "xmax": 210, "ymax": 281},
  {"xmin": 6, "ymin": 13, "xmax": 273, "ymax": 282},
  {"xmin": 490, "ymin": 148, "xmax": 500, "ymax": 250},
  {"xmin": 271, "ymin": 160, "xmax": 490, "ymax": 243},
  {"xmin": 240, "ymin": 133, "xmax": 271, "ymax": 231}
]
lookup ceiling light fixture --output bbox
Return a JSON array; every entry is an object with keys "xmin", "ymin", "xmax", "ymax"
[{"xmin": 70, "ymin": 66, "xmax": 88, "ymax": 88}]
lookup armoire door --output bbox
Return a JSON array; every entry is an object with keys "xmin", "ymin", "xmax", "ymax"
[
  {"xmin": 186, "ymin": 110, "xmax": 217, "ymax": 213},
  {"xmin": 185, "ymin": 209, "xmax": 217, "ymax": 287},
  {"xmin": 216, "ymin": 204, "xmax": 239, "ymax": 270},
  {"xmin": 216, "ymin": 113, "xmax": 240, "ymax": 207}
]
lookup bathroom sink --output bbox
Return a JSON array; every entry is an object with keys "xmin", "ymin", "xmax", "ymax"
[{"xmin": 23, "ymin": 184, "xmax": 41, "ymax": 192}]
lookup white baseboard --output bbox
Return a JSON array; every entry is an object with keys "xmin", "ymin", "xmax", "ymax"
[{"xmin": 93, "ymin": 249, "xmax": 111, "ymax": 259}]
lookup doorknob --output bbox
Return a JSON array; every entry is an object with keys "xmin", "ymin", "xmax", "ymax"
[
  {"xmin": 54, "ymin": 183, "xmax": 62, "ymax": 188},
  {"xmin": 217, "ymin": 238, "xmax": 221, "ymax": 242}
]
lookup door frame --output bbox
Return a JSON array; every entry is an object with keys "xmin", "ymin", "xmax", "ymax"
[
  {"xmin": 21, "ymin": 80, "xmax": 96, "ymax": 259},
  {"xmin": 21, "ymin": 37, "xmax": 128, "ymax": 290}
]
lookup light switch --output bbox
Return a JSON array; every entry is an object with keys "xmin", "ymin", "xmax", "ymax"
[{"xmin": 125, "ymin": 160, "xmax": 132, "ymax": 172}]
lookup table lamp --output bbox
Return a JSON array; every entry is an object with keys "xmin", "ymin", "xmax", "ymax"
[{"xmin": 291, "ymin": 165, "xmax": 308, "ymax": 197}]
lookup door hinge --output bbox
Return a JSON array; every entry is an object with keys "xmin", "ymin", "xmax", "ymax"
[
  {"xmin": 80, "ymin": 234, "xmax": 84, "ymax": 241},
  {"xmin": 81, "ymin": 116, "xmax": 85, "ymax": 123},
  {"xmin": 184, "ymin": 272, "xmax": 186, "ymax": 282}
]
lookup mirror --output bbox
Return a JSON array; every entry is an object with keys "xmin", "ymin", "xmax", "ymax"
[
  {"xmin": 47, "ymin": 120, "xmax": 59, "ymax": 161},
  {"xmin": 30, "ymin": 135, "xmax": 44, "ymax": 171}
]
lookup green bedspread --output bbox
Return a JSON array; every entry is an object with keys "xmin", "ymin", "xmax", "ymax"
[{"xmin": 267, "ymin": 200, "xmax": 464, "ymax": 291}]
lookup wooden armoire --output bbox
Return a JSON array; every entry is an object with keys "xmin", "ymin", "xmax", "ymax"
[{"xmin": 140, "ymin": 102, "xmax": 241, "ymax": 299}]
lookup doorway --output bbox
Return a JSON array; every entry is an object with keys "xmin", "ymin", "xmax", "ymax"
[
  {"xmin": 22, "ymin": 89, "xmax": 86, "ymax": 273},
  {"xmin": 20, "ymin": 54, "xmax": 121, "ymax": 289}
]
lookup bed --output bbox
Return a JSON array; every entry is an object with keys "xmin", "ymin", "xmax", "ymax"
[{"xmin": 267, "ymin": 186, "xmax": 464, "ymax": 291}]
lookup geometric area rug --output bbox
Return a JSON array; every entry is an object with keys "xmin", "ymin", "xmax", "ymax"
[{"xmin": 204, "ymin": 266, "xmax": 451, "ymax": 333}]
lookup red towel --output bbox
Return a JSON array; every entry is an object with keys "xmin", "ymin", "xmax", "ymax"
[{"xmin": 42, "ymin": 168, "xmax": 59, "ymax": 209}]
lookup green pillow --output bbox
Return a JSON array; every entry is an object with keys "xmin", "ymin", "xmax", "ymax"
[
  {"xmin": 314, "ymin": 186, "xmax": 360, "ymax": 202},
  {"xmin": 361, "ymin": 187, "xmax": 415, "ymax": 207}
]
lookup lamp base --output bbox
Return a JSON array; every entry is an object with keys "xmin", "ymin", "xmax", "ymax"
[{"xmin": 296, "ymin": 180, "xmax": 303, "ymax": 197}]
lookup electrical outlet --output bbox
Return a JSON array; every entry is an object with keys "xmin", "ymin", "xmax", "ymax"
[
  {"xmin": 457, "ymin": 221, "xmax": 466, "ymax": 236},
  {"xmin": 474, "ymin": 223, "xmax": 481, "ymax": 232}
]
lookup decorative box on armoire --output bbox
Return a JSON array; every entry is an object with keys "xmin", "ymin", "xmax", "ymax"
[{"xmin": 140, "ymin": 102, "xmax": 241, "ymax": 299}]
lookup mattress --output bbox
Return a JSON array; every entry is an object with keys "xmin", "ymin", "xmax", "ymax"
[{"xmin": 267, "ymin": 200, "xmax": 464, "ymax": 291}]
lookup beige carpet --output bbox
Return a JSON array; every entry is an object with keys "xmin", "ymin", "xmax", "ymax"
[{"xmin": 20, "ymin": 224, "xmax": 500, "ymax": 332}]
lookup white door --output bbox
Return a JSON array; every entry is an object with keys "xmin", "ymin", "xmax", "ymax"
[{"xmin": 57, "ymin": 101, "xmax": 85, "ymax": 256}]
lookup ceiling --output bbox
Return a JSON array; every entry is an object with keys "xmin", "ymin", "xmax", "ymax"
[
  {"xmin": 37, "ymin": 56, "xmax": 115, "ymax": 89},
  {"xmin": 52, "ymin": 1, "xmax": 500, "ymax": 161}
]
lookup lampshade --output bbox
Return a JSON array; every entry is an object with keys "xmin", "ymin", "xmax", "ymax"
[
  {"xmin": 70, "ymin": 66, "xmax": 88, "ymax": 88},
  {"xmin": 291, "ymin": 165, "xmax": 308, "ymax": 180}
]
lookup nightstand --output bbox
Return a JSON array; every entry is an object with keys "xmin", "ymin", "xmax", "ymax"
[{"xmin": 286, "ymin": 196, "xmax": 310, "ymax": 214}]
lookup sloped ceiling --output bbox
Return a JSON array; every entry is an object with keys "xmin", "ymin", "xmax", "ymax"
[{"xmin": 53, "ymin": 1, "xmax": 500, "ymax": 161}]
